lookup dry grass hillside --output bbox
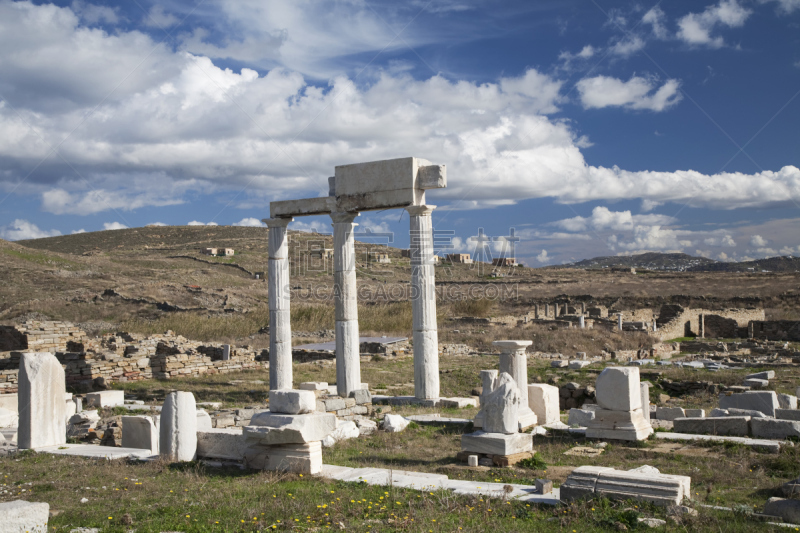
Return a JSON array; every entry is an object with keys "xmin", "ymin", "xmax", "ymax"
[{"xmin": 1, "ymin": 226, "xmax": 798, "ymax": 349}]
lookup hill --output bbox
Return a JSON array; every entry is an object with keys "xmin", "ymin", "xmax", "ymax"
[
  {"xmin": 562, "ymin": 252, "xmax": 718, "ymax": 271},
  {"xmin": 689, "ymin": 256, "xmax": 800, "ymax": 273}
]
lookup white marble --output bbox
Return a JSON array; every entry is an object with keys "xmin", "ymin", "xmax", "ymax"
[
  {"xmin": 528, "ymin": 384, "xmax": 560, "ymax": 425},
  {"xmin": 18, "ymin": 352, "xmax": 66, "ymax": 450},
  {"xmin": 483, "ymin": 372, "xmax": 520, "ymax": 434},
  {"xmin": 0, "ymin": 500, "xmax": 49, "ymax": 533},
  {"xmin": 245, "ymin": 412, "xmax": 336, "ymax": 444},
  {"xmin": 265, "ymin": 217, "xmax": 293, "ymax": 391},
  {"xmin": 86, "ymin": 390, "xmax": 124, "ymax": 408},
  {"xmin": 407, "ymin": 205, "xmax": 440, "ymax": 400},
  {"xmin": 196, "ymin": 428, "xmax": 247, "ymax": 461},
  {"xmin": 159, "ymin": 391, "xmax": 197, "ymax": 461},
  {"xmin": 460, "ymin": 431, "xmax": 532, "ymax": 455},
  {"xmin": 331, "ymin": 211, "xmax": 362, "ymax": 398},
  {"xmin": 596, "ymin": 366, "xmax": 642, "ymax": 412},
  {"xmin": 586, "ymin": 408, "xmax": 653, "ymax": 441},
  {"xmin": 269, "ymin": 390, "xmax": 316, "ymax": 414},
  {"xmin": 121, "ymin": 415, "xmax": 159, "ymax": 454}
]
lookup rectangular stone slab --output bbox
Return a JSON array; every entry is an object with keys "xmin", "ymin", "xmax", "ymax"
[
  {"xmin": 197, "ymin": 428, "xmax": 248, "ymax": 461},
  {"xmin": 751, "ymin": 418, "xmax": 800, "ymax": 439},
  {"xmin": 719, "ymin": 391, "xmax": 779, "ymax": 417},
  {"xmin": 673, "ymin": 416, "xmax": 750, "ymax": 436},
  {"xmin": 245, "ymin": 412, "xmax": 336, "ymax": 444},
  {"xmin": 460, "ymin": 431, "xmax": 532, "ymax": 455},
  {"xmin": 0, "ymin": 500, "xmax": 49, "ymax": 533}
]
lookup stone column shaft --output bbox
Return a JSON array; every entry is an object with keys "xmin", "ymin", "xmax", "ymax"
[
  {"xmin": 579, "ymin": 315, "xmax": 585, "ymax": 329},
  {"xmin": 618, "ymin": 313, "xmax": 623, "ymax": 331},
  {"xmin": 332, "ymin": 212, "xmax": 361, "ymax": 397},
  {"xmin": 407, "ymin": 205, "xmax": 439, "ymax": 400},
  {"xmin": 264, "ymin": 217, "xmax": 293, "ymax": 391}
]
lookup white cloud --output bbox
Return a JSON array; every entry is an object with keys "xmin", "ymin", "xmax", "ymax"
[
  {"xmin": 0, "ymin": 0, "xmax": 797, "ymax": 220},
  {"xmin": 779, "ymin": 245, "xmax": 800, "ymax": 256},
  {"xmin": 610, "ymin": 35, "xmax": 646, "ymax": 57},
  {"xmin": 551, "ymin": 206, "xmax": 676, "ymax": 233},
  {"xmin": 232, "ymin": 217, "xmax": 266, "ymax": 227},
  {"xmin": 103, "ymin": 222, "xmax": 128, "ymax": 230},
  {"xmin": 576, "ymin": 76, "xmax": 682, "ymax": 112},
  {"xmin": 750, "ymin": 234, "xmax": 768, "ymax": 247},
  {"xmin": 677, "ymin": 0, "xmax": 751, "ymax": 48},
  {"xmin": 642, "ymin": 6, "xmax": 669, "ymax": 39},
  {"xmin": 640, "ymin": 199, "xmax": 662, "ymax": 212},
  {"xmin": 71, "ymin": 228, "xmax": 86, "ymax": 234},
  {"xmin": 0, "ymin": 219, "xmax": 61, "ymax": 240},
  {"xmin": 187, "ymin": 221, "xmax": 219, "ymax": 226},
  {"xmin": 536, "ymin": 249, "xmax": 550, "ymax": 264},
  {"xmin": 70, "ymin": 0, "xmax": 119, "ymax": 25},
  {"xmin": 758, "ymin": 0, "xmax": 800, "ymax": 14},
  {"xmin": 143, "ymin": 5, "xmax": 179, "ymax": 28},
  {"xmin": 290, "ymin": 220, "xmax": 329, "ymax": 233},
  {"xmin": 703, "ymin": 235, "xmax": 737, "ymax": 247},
  {"xmin": 146, "ymin": 222, "xmax": 167, "ymax": 227},
  {"xmin": 613, "ymin": 225, "xmax": 693, "ymax": 251}
]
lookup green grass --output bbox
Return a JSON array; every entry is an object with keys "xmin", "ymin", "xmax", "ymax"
[{"xmin": 1, "ymin": 247, "xmax": 81, "ymax": 268}]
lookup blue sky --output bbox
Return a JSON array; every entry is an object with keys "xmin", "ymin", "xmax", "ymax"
[{"xmin": 0, "ymin": 0, "xmax": 798, "ymax": 266}]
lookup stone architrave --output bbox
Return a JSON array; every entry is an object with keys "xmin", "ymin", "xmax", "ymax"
[
  {"xmin": 18, "ymin": 352, "xmax": 67, "ymax": 449},
  {"xmin": 483, "ymin": 372, "xmax": 520, "ymax": 434},
  {"xmin": 331, "ymin": 211, "xmax": 362, "ymax": 398},
  {"xmin": 159, "ymin": 391, "xmax": 197, "ymax": 461},
  {"xmin": 494, "ymin": 340, "xmax": 537, "ymax": 429},
  {"xmin": 407, "ymin": 205, "xmax": 439, "ymax": 400},
  {"xmin": 264, "ymin": 217, "xmax": 294, "ymax": 391}
]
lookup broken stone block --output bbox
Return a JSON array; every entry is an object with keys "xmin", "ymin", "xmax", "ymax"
[
  {"xmin": 528, "ymin": 384, "xmax": 560, "ymax": 425},
  {"xmin": 0, "ymin": 500, "xmax": 49, "ymax": 533},
  {"xmin": 743, "ymin": 378, "xmax": 769, "ymax": 389},
  {"xmin": 246, "ymin": 412, "xmax": 336, "ymax": 444},
  {"xmin": 764, "ymin": 497, "xmax": 800, "ymax": 524},
  {"xmin": 561, "ymin": 465, "xmax": 691, "ymax": 506},
  {"xmin": 673, "ymin": 416, "xmax": 750, "ymax": 437},
  {"xmin": 775, "ymin": 409, "xmax": 800, "ymax": 421},
  {"xmin": 727, "ymin": 408, "xmax": 768, "ymax": 418},
  {"xmin": 121, "ymin": 416, "xmax": 158, "ymax": 454},
  {"xmin": 159, "ymin": 391, "xmax": 197, "ymax": 462},
  {"xmin": 268, "ymin": 390, "xmax": 316, "ymax": 414},
  {"xmin": 196, "ymin": 410, "xmax": 213, "ymax": 430},
  {"xmin": 299, "ymin": 382, "xmax": 328, "ymax": 391},
  {"xmin": 460, "ymin": 430, "xmax": 532, "ymax": 455},
  {"xmin": 656, "ymin": 407, "xmax": 686, "ymax": 421},
  {"xmin": 640, "ymin": 383, "xmax": 650, "ymax": 422},
  {"xmin": 745, "ymin": 371, "xmax": 775, "ymax": 380},
  {"xmin": 719, "ymin": 391, "xmax": 779, "ymax": 417},
  {"xmin": 535, "ymin": 479, "xmax": 553, "ymax": 494},
  {"xmin": 85, "ymin": 390, "xmax": 124, "ymax": 408},
  {"xmin": 348, "ymin": 389, "xmax": 372, "ymax": 405},
  {"xmin": 750, "ymin": 418, "xmax": 800, "ymax": 439},
  {"xmin": 383, "ymin": 414, "xmax": 410, "ymax": 433},
  {"xmin": 568, "ymin": 408, "xmax": 595, "ymax": 427},
  {"xmin": 322, "ymin": 420, "xmax": 360, "ymax": 447},
  {"xmin": 596, "ymin": 367, "xmax": 642, "ymax": 412},
  {"xmin": 196, "ymin": 428, "xmax": 247, "ymax": 461},
  {"xmin": 778, "ymin": 394, "xmax": 798, "ymax": 410},
  {"xmin": 266, "ymin": 442, "xmax": 323, "ymax": 474},
  {"xmin": 18, "ymin": 352, "xmax": 66, "ymax": 450},
  {"xmin": 685, "ymin": 409, "xmax": 705, "ymax": 418},
  {"xmin": 355, "ymin": 418, "xmax": 377, "ymax": 436},
  {"xmin": 551, "ymin": 360, "xmax": 568, "ymax": 368}
]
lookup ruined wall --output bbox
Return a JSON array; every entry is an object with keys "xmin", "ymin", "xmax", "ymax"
[
  {"xmin": 0, "ymin": 321, "xmax": 86, "ymax": 353},
  {"xmin": 750, "ymin": 320, "xmax": 800, "ymax": 342},
  {"xmin": 655, "ymin": 305, "xmax": 765, "ymax": 341}
]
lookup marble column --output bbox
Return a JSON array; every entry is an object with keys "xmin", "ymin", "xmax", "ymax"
[
  {"xmin": 617, "ymin": 313, "xmax": 623, "ymax": 331},
  {"xmin": 493, "ymin": 340, "xmax": 537, "ymax": 429},
  {"xmin": 331, "ymin": 211, "xmax": 361, "ymax": 397},
  {"xmin": 545, "ymin": 303, "xmax": 550, "ymax": 318},
  {"xmin": 534, "ymin": 304, "xmax": 540, "ymax": 319},
  {"xmin": 264, "ymin": 217, "xmax": 293, "ymax": 391},
  {"xmin": 579, "ymin": 315, "xmax": 585, "ymax": 329},
  {"xmin": 406, "ymin": 205, "xmax": 439, "ymax": 400}
]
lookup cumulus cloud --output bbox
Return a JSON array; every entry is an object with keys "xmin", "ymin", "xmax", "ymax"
[
  {"xmin": 71, "ymin": 228, "xmax": 86, "ymax": 234},
  {"xmin": 642, "ymin": 6, "xmax": 669, "ymax": 39},
  {"xmin": 536, "ymin": 250, "xmax": 550, "ymax": 264},
  {"xmin": 703, "ymin": 235, "xmax": 737, "ymax": 247},
  {"xmin": 677, "ymin": 0, "xmax": 751, "ymax": 48},
  {"xmin": 0, "ymin": 0, "xmax": 797, "ymax": 221},
  {"xmin": 146, "ymin": 222, "xmax": 167, "ymax": 227},
  {"xmin": 187, "ymin": 221, "xmax": 219, "ymax": 226},
  {"xmin": 103, "ymin": 222, "xmax": 128, "ymax": 230},
  {"xmin": 143, "ymin": 5, "xmax": 180, "ymax": 28},
  {"xmin": 232, "ymin": 217, "xmax": 266, "ymax": 227},
  {"xmin": 290, "ymin": 220, "xmax": 329, "ymax": 233},
  {"xmin": 551, "ymin": 206, "xmax": 676, "ymax": 233},
  {"xmin": 750, "ymin": 234, "xmax": 768, "ymax": 247},
  {"xmin": 576, "ymin": 76, "xmax": 682, "ymax": 112},
  {"xmin": 0, "ymin": 219, "xmax": 61, "ymax": 240},
  {"xmin": 761, "ymin": 0, "xmax": 800, "ymax": 13}
]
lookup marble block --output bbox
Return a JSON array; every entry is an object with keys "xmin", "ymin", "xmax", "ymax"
[
  {"xmin": 529, "ymin": 384, "xmax": 560, "ymax": 425},
  {"xmin": 460, "ymin": 431, "xmax": 532, "ymax": 455},
  {"xmin": 269, "ymin": 390, "xmax": 316, "ymax": 414},
  {"xmin": 595, "ymin": 367, "xmax": 642, "ymax": 412},
  {"xmin": 585, "ymin": 408, "xmax": 653, "ymax": 441},
  {"xmin": 245, "ymin": 412, "xmax": 336, "ymax": 444}
]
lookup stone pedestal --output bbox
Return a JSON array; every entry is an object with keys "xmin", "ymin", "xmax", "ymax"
[
  {"xmin": 331, "ymin": 211, "xmax": 361, "ymax": 398},
  {"xmin": 586, "ymin": 367, "xmax": 652, "ymax": 441},
  {"xmin": 494, "ymin": 340, "xmax": 537, "ymax": 430},
  {"xmin": 585, "ymin": 408, "xmax": 653, "ymax": 441},
  {"xmin": 264, "ymin": 217, "xmax": 293, "ymax": 391},
  {"xmin": 407, "ymin": 205, "xmax": 439, "ymax": 400}
]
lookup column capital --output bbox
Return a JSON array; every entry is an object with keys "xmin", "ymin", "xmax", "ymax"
[
  {"xmin": 405, "ymin": 204, "xmax": 436, "ymax": 217},
  {"xmin": 493, "ymin": 340, "xmax": 532, "ymax": 354},
  {"xmin": 263, "ymin": 217, "xmax": 293, "ymax": 228},
  {"xmin": 330, "ymin": 211, "xmax": 359, "ymax": 224}
]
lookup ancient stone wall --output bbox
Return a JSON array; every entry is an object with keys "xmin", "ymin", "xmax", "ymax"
[
  {"xmin": 0, "ymin": 321, "xmax": 87, "ymax": 352},
  {"xmin": 655, "ymin": 305, "xmax": 765, "ymax": 341},
  {"xmin": 750, "ymin": 320, "xmax": 800, "ymax": 342}
]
